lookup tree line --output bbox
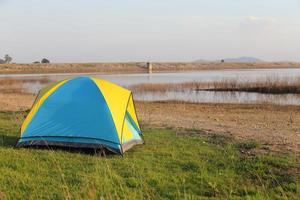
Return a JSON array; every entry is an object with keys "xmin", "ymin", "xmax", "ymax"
[
  {"xmin": 0, "ymin": 54, "xmax": 12, "ymax": 64},
  {"xmin": 0, "ymin": 55, "xmax": 50, "ymax": 64}
]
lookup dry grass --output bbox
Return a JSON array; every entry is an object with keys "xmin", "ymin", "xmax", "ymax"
[
  {"xmin": 152, "ymin": 61, "xmax": 300, "ymax": 71},
  {"xmin": 129, "ymin": 76, "xmax": 300, "ymax": 94},
  {"xmin": 0, "ymin": 63, "xmax": 148, "ymax": 74},
  {"xmin": 0, "ymin": 77, "xmax": 49, "ymax": 85},
  {"xmin": 206, "ymin": 77, "xmax": 300, "ymax": 94},
  {"xmin": 0, "ymin": 93, "xmax": 35, "ymax": 111},
  {"xmin": 1, "ymin": 62, "xmax": 300, "ymax": 74},
  {"xmin": 0, "ymin": 77, "xmax": 50, "ymax": 94},
  {"xmin": 129, "ymin": 82, "xmax": 208, "ymax": 93}
]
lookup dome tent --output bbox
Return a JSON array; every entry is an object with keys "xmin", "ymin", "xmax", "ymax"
[{"xmin": 17, "ymin": 76, "xmax": 143, "ymax": 154}]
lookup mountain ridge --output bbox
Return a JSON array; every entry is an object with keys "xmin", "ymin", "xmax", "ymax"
[{"xmin": 195, "ymin": 57, "xmax": 262, "ymax": 63}]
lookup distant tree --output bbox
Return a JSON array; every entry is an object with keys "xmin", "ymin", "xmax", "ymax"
[
  {"xmin": 41, "ymin": 58, "xmax": 50, "ymax": 63},
  {"xmin": 33, "ymin": 61, "xmax": 40, "ymax": 64},
  {"xmin": 4, "ymin": 54, "xmax": 12, "ymax": 63},
  {"xmin": 221, "ymin": 59, "xmax": 225, "ymax": 63},
  {"xmin": 0, "ymin": 59, "xmax": 4, "ymax": 64}
]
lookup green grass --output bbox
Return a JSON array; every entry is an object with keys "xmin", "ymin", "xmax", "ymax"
[{"xmin": 0, "ymin": 111, "xmax": 299, "ymax": 200}]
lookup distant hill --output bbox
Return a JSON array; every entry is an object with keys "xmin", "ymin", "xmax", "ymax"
[
  {"xmin": 194, "ymin": 59, "xmax": 209, "ymax": 63},
  {"xmin": 194, "ymin": 57, "xmax": 262, "ymax": 63},
  {"xmin": 222, "ymin": 57, "xmax": 262, "ymax": 63}
]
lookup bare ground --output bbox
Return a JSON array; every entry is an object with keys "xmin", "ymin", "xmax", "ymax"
[
  {"xmin": 1, "ymin": 62, "xmax": 300, "ymax": 74},
  {"xmin": 0, "ymin": 93, "xmax": 299, "ymax": 153},
  {"xmin": 135, "ymin": 101, "xmax": 300, "ymax": 153}
]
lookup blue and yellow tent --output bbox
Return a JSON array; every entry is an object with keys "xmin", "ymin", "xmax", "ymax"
[{"xmin": 17, "ymin": 76, "xmax": 143, "ymax": 154}]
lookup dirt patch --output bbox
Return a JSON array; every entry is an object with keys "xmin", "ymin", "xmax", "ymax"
[
  {"xmin": 135, "ymin": 101, "xmax": 300, "ymax": 153},
  {"xmin": 0, "ymin": 93, "xmax": 34, "ymax": 111}
]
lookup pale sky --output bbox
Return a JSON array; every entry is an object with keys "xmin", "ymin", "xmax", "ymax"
[{"xmin": 0, "ymin": 0, "xmax": 300, "ymax": 63}]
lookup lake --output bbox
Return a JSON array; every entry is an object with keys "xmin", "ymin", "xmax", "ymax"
[{"xmin": 1, "ymin": 68, "xmax": 300, "ymax": 105}]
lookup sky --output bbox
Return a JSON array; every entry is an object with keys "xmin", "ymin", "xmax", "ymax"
[{"xmin": 0, "ymin": 0, "xmax": 300, "ymax": 63}]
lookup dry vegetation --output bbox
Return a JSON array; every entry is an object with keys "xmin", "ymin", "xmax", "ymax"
[
  {"xmin": 0, "ymin": 63, "xmax": 148, "ymax": 74},
  {"xmin": 152, "ymin": 62, "xmax": 300, "ymax": 71},
  {"xmin": 129, "ymin": 82, "xmax": 207, "ymax": 93},
  {"xmin": 0, "ymin": 77, "xmax": 50, "ymax": 94},
  {"xmin": 205, "ymin": 77, "xmax": 300, "ymax": 94},
  {"xmin": 1, "ymin": 62, "xmax": 300, "ymax": 74},
  {"xmin": 130, "ymin": 76, "xmax": 300, "ymax": 94}
]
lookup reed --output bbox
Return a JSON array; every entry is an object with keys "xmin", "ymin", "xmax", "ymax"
[
  {"xmin": 129, "ymin": 82, "xmax": 210, "ymax": 93},
  {"xmin": 207, "ymin": 76, "xmax": 300, "ymax": 94},
  {"xmin": 129, "ymin": 76, "xmax": 300, "ymax": 94},
  {"xmin": 0, "ymin": 77, "xmax": 50, "ymax": 94}
]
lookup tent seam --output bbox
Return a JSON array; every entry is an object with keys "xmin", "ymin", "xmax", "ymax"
[
  {"xmin": 120, "ymin": 92, "xmax": 132, "ymax": 154},
  {"xmin": 90, "ymin": 77, "xmax": 123, "ymax": 147}
]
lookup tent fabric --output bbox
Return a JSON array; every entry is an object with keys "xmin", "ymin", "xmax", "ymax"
[{"xmin": 17, "ymin": 76, "xmax": 143, "ymax": 154}]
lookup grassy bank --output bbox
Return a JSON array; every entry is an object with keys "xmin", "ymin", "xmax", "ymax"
[
  {"xmin": 1, "ymin": 62, "xmax": 300, "ymax": 74},
  {"xmin": 0, "ymin": 111, "xmax": 299, "ymax": 199}
]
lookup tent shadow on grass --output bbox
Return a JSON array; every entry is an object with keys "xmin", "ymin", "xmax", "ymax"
[
  {"xmin": 0, "ymin": 134, "xmax": 19, "ymax": 147},
  {"xmin": 0, "ymin": 134, "xmax": 117, "ymax": 156},
  {"xmin": 21, "ymin": 145, "xmax": 118, "ymax": 156}
]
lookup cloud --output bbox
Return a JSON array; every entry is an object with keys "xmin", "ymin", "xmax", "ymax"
[
  {"xmin": 248, "ymin": 16, "xmax": 259, "ymax": 21},
  {"xmin": 239, "ymin": 16, "xmax": 274, "ymax": 34}
]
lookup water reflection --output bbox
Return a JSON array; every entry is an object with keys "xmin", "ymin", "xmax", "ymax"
[
  {"xmin": 134, "ymin": 90, "xmax": 300, "ymax": 105},
  {"xmin": 22, "ymin": 81, "xmax": 45, "ymax": 94}
]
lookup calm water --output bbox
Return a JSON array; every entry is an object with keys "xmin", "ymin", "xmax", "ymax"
[
  {"xmin": 135, "ymin": 90, "xmax": 300, "ymax": 105},
  {"xmin": 2, "ymin": 68, "xmax": 300, "ymax": 105},
  {"xmin": 2, "ymin": 68, "xmax": 300, "ymax": 85}
]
